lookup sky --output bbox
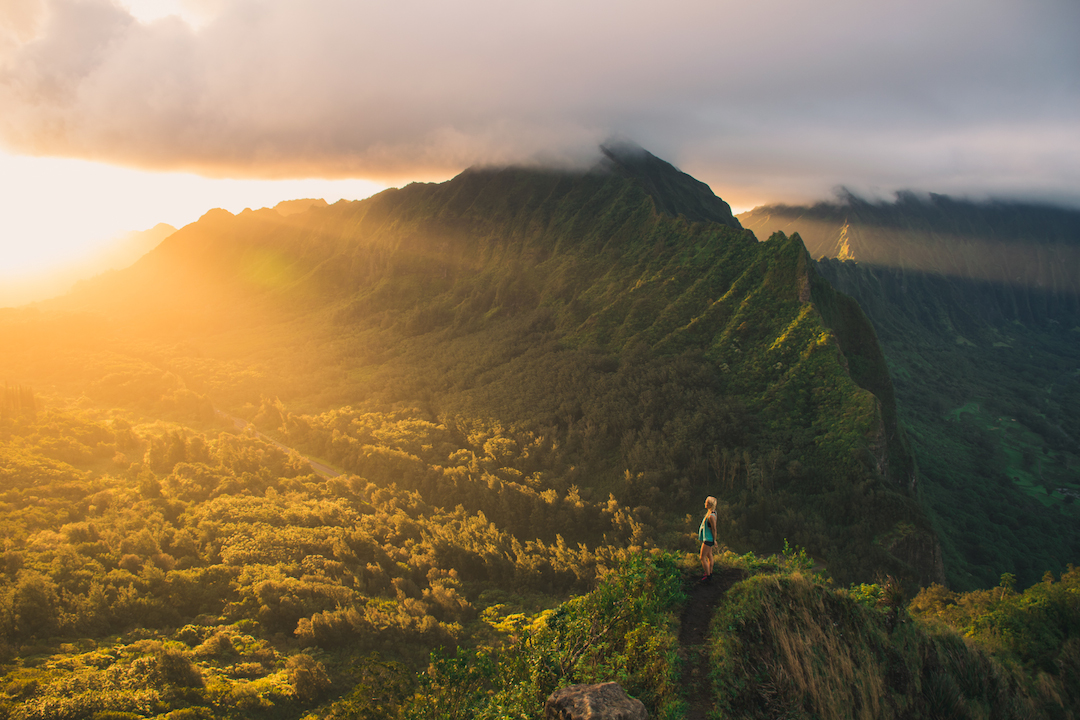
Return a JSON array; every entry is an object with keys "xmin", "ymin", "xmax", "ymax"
[{"xmin": 1, "ymin": 0, "xmax": 1078, "ymax": 292}]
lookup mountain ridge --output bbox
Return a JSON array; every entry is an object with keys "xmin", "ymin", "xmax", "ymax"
[
  {"xmin": 599, "ymin": 141, "xmax": 742, "ymax": 228},
  {"xmin": 739, "ymin": 193, "xmax": 1080, "ymax": 325},
  {"xmin": 4, "ymin": 154, "xmax": 1080, "ymax": 719},
  {"xmin": 24, "ymin": 150, "xmax": 942, "ymax": 586},
  {"xmin": 740, "ymin": 193, "xmax": 1080, "ymax": 589}
]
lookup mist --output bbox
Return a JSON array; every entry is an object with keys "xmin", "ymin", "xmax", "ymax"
[{"xmin": 1, "ymin": 0, "xmax": 1078, "ymax": 208}]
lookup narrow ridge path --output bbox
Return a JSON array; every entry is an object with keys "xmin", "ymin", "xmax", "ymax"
[
  {"xmin": 678, "ymin": 567, "xmax": 745, "ymax": 720},
  {"xmin": 215, "ymin": 410, "xmax": 342, "ymax": 478}
]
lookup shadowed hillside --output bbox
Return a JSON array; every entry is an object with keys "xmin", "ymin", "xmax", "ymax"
[
  {"xmin": 740, "ymin": 195, "xmax": 1080, "ymax": 590},
  {"xmin": 740, "ymin": 193, "xmax": 1080, "ymax": 324}
]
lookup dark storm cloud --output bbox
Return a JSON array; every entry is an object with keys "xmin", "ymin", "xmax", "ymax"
[{"xmin": 1, "ymin": 0, "xmax": 1077, "ymax": 206}]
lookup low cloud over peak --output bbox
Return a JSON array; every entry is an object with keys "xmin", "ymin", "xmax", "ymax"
[{"xmin": 2, "ymin": 0, "xmax": 1078, "ymax": 207}]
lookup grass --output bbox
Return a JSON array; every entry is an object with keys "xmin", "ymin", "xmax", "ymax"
[
  {"xmin": 944, "ymin": 400, "xmax": 1079, "ymax": 513},
  {"xmin": 705, "ymin": 549, "xmax": 1080, "ymax": 719}
]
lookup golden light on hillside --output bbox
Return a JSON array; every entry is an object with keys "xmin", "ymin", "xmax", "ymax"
[{"xmin": 0, "ymin": 149, "xmax": 386, "ymax": 305}]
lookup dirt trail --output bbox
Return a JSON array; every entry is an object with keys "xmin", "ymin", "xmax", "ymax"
[
  {"xmin": 677, "ymin": 567, "xmax": 745, "ymax": 720},
  {"xmin": 215, "ymin": 410, "xmax": 342, "ymax": 478}
]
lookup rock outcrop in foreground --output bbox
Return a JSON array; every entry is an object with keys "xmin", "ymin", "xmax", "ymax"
[{"xmin": 545, "ymin": 682, "xmax": 648, "ymax": 720}]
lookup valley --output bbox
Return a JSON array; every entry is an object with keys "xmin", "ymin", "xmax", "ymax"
[
  {"xmin": 0, "ymin": 149, "xmax": 1076, "ymax": 718},
  {"xmin": 741, "ymin": 195, "xmax": 1080, "ymax": 590}
]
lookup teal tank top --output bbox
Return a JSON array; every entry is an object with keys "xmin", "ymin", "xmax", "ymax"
[{"xmin": 698, "ymin": 512, "xmax": 715, "ymax": 542}]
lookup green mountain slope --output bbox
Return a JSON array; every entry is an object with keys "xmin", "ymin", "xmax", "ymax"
[
  {"xmin": 740, "ymin": 195, "xmax": 1080, "ymax": 590},
  {"xmin": 6, "ymin": 149, "xmax": 940, "ymax": 586},
  {"xmin": 10, "ymin": 151, "xmax": 1080, "ymax": 719}
]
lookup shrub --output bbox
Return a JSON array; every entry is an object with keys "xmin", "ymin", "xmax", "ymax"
[
  {"xmin": 156, "ymin": 647, "xmax": 204, "ymax": 688},
  {"xmin": 287, "ymin": 653, "xmax": 331, "ymax": 704}
]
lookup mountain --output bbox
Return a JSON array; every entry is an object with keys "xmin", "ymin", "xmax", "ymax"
[
  {"xmin": 599, "ymin": 142, "xmax": 742, "ymax": 228},
  {"xmin": 7, "ymin": 148, "xmax": 941, "ymax": 587},
  {"xmin": 274, "ymin": 198, "xmax": 330, "ymax": 216},
  {"xmin": 0, "ymin": 222, "xmax": 175, "ymax": 307},
  {"xmin": 740, "ymin": 194, "xmax": 1080, "ymax": 589},
  {"xmin": 6, "ymin": 150, "xmax": 1080, "ymax": 719},
  {"xmin": 739, "ymin": 193, "xmax": 1080, "ymax": 324}
]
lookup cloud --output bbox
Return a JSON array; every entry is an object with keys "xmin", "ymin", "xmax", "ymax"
[{"xmin": 1, "ymin": 0, "xmax": 1078, "ymax": 205}]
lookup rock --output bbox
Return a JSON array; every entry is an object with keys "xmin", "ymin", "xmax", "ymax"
[{"xmin": 544, "ymin": 682, "xmax": 648, "ymax": 720}]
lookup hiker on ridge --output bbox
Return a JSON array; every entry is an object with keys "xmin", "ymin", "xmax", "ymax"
[{"xmin": 698, "ymin": 496, "xmax": 718, "ymax": 581}]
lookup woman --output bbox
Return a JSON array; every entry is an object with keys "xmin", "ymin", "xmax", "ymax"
[{"xmin": 698, "ymin": 496, "xmax": 718, "ymax": 581}]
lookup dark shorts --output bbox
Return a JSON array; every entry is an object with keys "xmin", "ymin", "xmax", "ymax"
[{"xmin": 703, "ymin": 540, "xmax": 714, "ymax": 547}]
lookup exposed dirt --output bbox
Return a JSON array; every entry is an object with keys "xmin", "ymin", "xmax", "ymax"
[
  {"xmin": 677, "ymin": 567, "xmax": 746, "ymax": 720},
  {"xmin": 216, "ymin": 410, "xmax": 342, "ymax": 477}
]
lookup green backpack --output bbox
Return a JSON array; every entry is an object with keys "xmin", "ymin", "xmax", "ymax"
[{"xmin": 698, "ymin": 513, "xmax": 714, "ymax": 543}]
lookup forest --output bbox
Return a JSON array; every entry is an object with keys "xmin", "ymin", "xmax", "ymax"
[
  {"xmin": 1, "ymin": 400, "xmax": 1078, "ymax": 718},
  {"xmin": 0, "ymin": 149, "xmax": 1077, "ymax": 717},
  {"xmin": 741, "ymin": 196, "xmax": 1080, "ymax": 590}
]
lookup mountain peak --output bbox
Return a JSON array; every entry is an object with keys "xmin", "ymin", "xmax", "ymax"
[
  {"xmin": 599, "ymin": 141, "xmax": 741, "ymax": 229},
  {"xmin": 274, "ymin": 198, "xmax": 330, "ymax": 217},
  {"xmin": 198, "ymin": 207, "xmax": 235, "ymax": 222}
]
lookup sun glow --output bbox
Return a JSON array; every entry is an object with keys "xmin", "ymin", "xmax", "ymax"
[
  {"xmin": 117, "ymin": 0, "xmax": 222, "ymax": 28},
  {"xmin": 0, "ymin": 149, "xmax": 387, "ymax": 304}
]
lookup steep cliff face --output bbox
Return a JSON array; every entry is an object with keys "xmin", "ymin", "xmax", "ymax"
[
  {"xmin": 799, "ymin": 233, "xmax": 939, "ymax": 586},
  {"xmin": 805, "ymin": 252, "xmax": 914, "ymax": 492},
  {"xmin": 739, "ymin": 194, "xmax": 1080, "ymax": 590}
]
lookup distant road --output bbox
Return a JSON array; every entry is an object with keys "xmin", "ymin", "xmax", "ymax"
[{"xmin": 215, "ymin": 410, "xmax": 342, "ymax": 478}]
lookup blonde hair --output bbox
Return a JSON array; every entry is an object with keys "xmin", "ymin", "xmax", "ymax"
[{"xmin": 704, "ymin": 496, "xmax": 716, "ymax": 511}]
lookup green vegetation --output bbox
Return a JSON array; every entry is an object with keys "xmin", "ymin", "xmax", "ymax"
[
  {"xmin": 707, "ymin": 555, "xmax": 1080, "ymax": 718},
  {"xmin": 3, "ymin": 417, "xmax": 1075, "ymax": 720},
  {"xmin": 3, "ymin": 159, "xmax": 937, "ymax": 587},
  {"xmin": 0, "ymin": 396, "xmax": 685, "ymax": 717},
  {"xmin": 0, "ymin": 403, "xmax": 642, "ymax": 717},
  {"xmin": 0, "ymin": 401, "xmax": 1076, "ymax": 717},
  {"xmin": 390, "ymin": 552, "xmax": 685, "ymax": 720},
  {"xmin": 5, "ymin": 155, "xmax": 1075, "ymax": 716},
  {"xmin": 830, "ymin": 273, "xmax": 1080, "ymax": 591},
  {"xmin": 741, "ymin": 195, "xmax": 1080, "ymax": 590}
]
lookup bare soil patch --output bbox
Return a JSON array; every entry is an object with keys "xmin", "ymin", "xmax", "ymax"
[{"xmin": 677, "ymin": 567, "xmax": 745, "ymax": 719}]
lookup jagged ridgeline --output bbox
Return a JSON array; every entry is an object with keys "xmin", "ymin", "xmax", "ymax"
[
  {"xmin": 741, "ymin": 195, "xmax": 1080, "ymax": 590},
  {"xmin": 19, "ymin": 147, "xmax": 938, "ymax": 585},
  {"xmin": 740, "ymin": 192, "xmax": 1080, "ymax": 324}
]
